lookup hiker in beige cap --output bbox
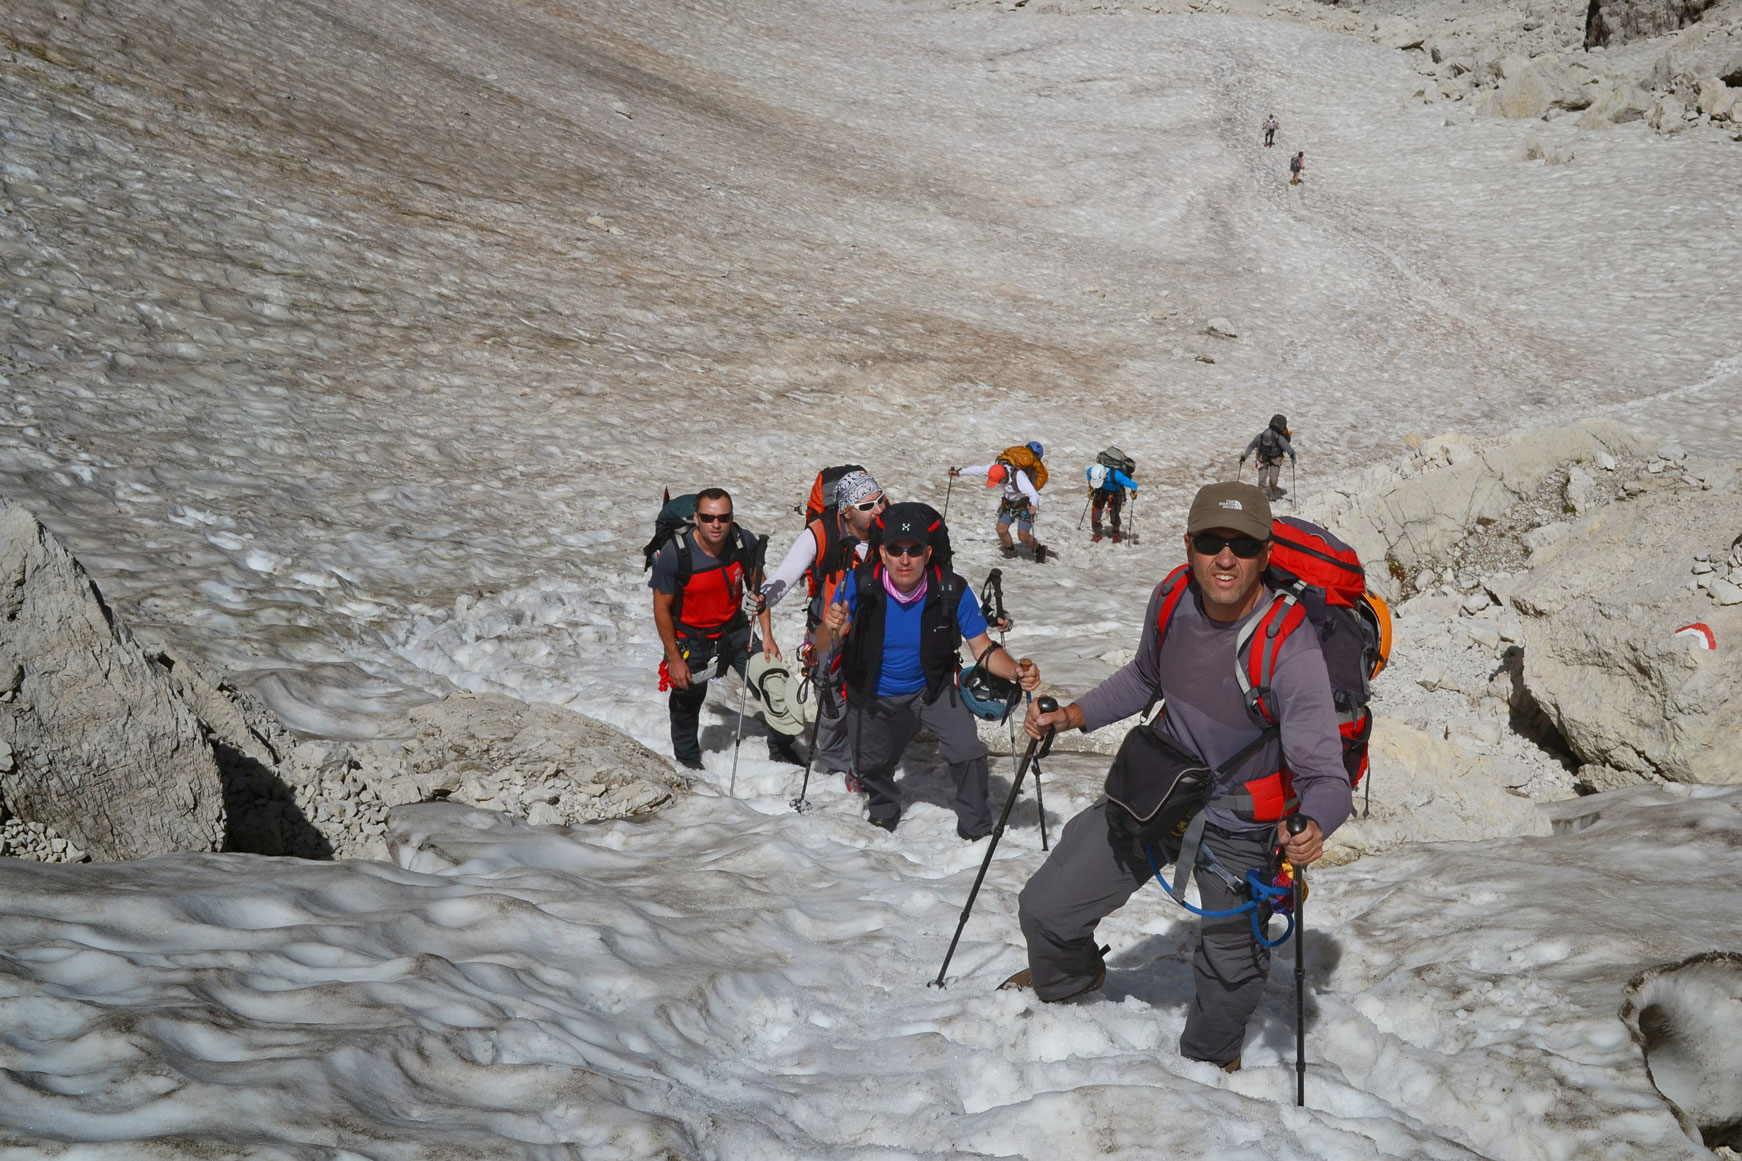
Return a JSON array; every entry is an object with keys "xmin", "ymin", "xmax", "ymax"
[{"xmin": 1003, "ymin": 481, "xmax": 1350, "ymax": 1072}]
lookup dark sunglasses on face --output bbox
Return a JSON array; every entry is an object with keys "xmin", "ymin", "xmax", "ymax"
[
  {"xmin": 695, "ymin": 512, "xmax": 733, "ymax": 524},
  {"xmin": 1191, "ymin": 532, "xmax": 1268, "ymax": 559},
  {"xmin": 883, "ymin": 543, "xmax": 927, "ymax": 559}
]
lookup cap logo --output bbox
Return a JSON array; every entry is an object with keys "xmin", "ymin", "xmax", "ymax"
[{"xmin": 1218, "ymin": 499, "xmax": 1244, "ymax": 511}]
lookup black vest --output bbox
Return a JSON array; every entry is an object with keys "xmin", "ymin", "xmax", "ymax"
[{"xmin": 840, "ymin": 562, "xmax": 965, "ymax": 704}]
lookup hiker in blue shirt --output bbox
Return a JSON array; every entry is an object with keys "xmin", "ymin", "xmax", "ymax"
[
  {"xmin": 1086, "ymin": 462, "xmax": 1138, "ymax": 544},
  {"xmin": 813, "ymin": 502, "xmax": 1038, "ymax": 839}
]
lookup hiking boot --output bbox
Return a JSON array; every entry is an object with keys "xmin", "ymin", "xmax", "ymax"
[
  {"xmin": 1110, "ymin": 530, "xmax": 1122, "ymax": 544},
  {"xmin": 957, "ymin": 823, "xmax": 992, "ymax": 842},
  {"xmin": 843, "ymin": 770, "xmax": 862, "ymax": 793},
  {"xmin": 676, "ymin": 756, "xmax": 705, "ymax": 772},
  {"xmin": 1091, "ymin": 531, "xmax": 1103, "ymax": 543},
  {"xmin": 767, "ymin": 736, "xmax": 803, "ymax": 766},
  {"xmin": 868, "ymin": 814, "xmax": 899, "ymax": 833},
  {"xmin": 998, "ymin": 965, "xmax": 1106, "ymax": 999},
  {"xmin": 1222, "ymin": 1056, "xmax": 1242, "ymax": 1074},
  {"xmin": 1033, "ymin": 544, "xmax": 1049, "ymax": 564},
  {"xmin": 999, "ymin": 545, "xmax": 1019, "ymax": 559}
]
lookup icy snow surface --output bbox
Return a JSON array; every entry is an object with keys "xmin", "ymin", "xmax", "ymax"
[{"xmin": 3, "ymin": 0, "xmax": 1741, "ymax": 1154}]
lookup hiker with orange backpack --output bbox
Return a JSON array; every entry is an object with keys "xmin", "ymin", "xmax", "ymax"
[
  {"xmin": 1008, "ymin": 483, "xmax": 1351, "ymax": 1073},
  {"xmin": 759, "ymin": 468, "xmax": 887, "ymax": 777},
  {"xmin": 950, "ymin": 441, "xmax": 1050, "ymax": 562}
]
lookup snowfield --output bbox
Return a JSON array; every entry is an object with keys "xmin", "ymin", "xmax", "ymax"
[{"xmin": 2, "ymin": 0, "xmax": 1740, "ymax": 1154}]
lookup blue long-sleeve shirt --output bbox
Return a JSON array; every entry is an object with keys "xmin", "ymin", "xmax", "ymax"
[{"xmin": 1087, "ymin": 466, "xmax": 1137, "ymax": 493}]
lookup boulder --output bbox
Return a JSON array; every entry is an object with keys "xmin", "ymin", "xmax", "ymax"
[
  {"xmin": 1324, "ymin": 718, "xmax": 1552, "ymax": 865},
  {"xmin": 1489, "ymin": 59, "xmax": 1588, "ymax": 119},
  {"xmin": 1577, "ymin": 80, "xmax": 1655, "ymax": 127},
  {"xmin": 1319, "ymin": 420, "xmax": 1656, "ymax": 601},
  {"xmin": 1647, "ymin": 94, "xmax": 1689, "ymax": 132},
  {"xmin": 0, "ymin": 501, "xmax": 224, "ymax": 859},
  {"xmin": 1585, "ymin": 1, "xmax": 1721, "ymax": 49},
  {"xmin": 1510, "ymin": 477, "xmax": 1742, "ymax": 784},
  {"xmin": 400, "ymin": 692, "xmax": 689, "ymax": 825}
]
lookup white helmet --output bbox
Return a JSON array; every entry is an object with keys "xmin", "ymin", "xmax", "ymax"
[{"xmin": 1088, "ymin": 463, "xmax": 1110, "ymax": 489}]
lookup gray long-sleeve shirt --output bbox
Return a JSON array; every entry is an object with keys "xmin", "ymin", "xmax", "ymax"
[
  {"xmin": 1243, "ymin": 431, "xmax": 1295, "ymax": 463},
  {"xmin": 1075, "ymin": 577, "xmax": 1351, "ymax": 837}
]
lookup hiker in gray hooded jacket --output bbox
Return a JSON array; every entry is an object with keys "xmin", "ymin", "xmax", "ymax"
[
  {"xmin": 1240, "ymin": 414, "xmax": 1295, "ymax": 502},
  {"xmin": 1012, "ymin": 482, "xmax": 1349, "ymax": 1071}
]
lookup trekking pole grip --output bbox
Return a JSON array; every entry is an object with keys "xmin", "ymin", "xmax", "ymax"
[
  {"xmin": 1036, "ymin": 695, "xmax": 1058, "ymax": 757},
  {"xmin": 1287, "ymin": 814, "xmax": 1308, "ymax": 836}
]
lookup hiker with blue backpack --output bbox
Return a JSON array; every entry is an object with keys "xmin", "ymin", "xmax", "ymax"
[
  {"xmin": 812, "ymin": 502, "xmax": 1039, "ymax": 839},
  {"xmin": 1085, "ymin": 447, "xmax": 1138, "ymax": 544},
  {"xmin": 1007, "ymin": 482, "xmax": 1353, "ymax": 1074},
  {"xmin": 646, "ymin": 487, "xmax": 791, "ymax": 770}
]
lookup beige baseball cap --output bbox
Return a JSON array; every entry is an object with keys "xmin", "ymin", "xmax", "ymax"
[{"xmin": 1186, "ymin": 482, "xmax": 1273, "ymax": 540}]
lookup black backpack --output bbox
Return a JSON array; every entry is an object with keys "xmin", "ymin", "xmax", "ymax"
[
  {"xmin": 641, "ymin": 491, "xmax": 764, "ymax": 621},
  {"xmin": 1096, "ymin": 446, "xmax": 1136, "ymax": 477}
]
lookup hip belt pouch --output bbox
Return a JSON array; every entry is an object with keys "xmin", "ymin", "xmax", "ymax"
[{"xmin": 1103, "ymin": 723, "xmax": 1215, "ymax": 854}]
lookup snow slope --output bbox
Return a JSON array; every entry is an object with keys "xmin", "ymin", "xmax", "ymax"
[{"xmin": 2, "ymin": 0, "xmax": 1740, "ymax": 1154}]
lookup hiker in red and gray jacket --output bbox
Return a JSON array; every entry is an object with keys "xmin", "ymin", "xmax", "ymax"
[
  {"xmin": 651, "ymin": 488, "xmax": 780, "ymax": 769},
  {"xmin": 1011, "ymin": 482, "xmax": 1349, "ymax": 1071}
]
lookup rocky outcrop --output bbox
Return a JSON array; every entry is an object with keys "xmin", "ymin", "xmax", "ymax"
[
  {"xmin": 1325, "ymin": 718, "xmax": 1553, "ymax": 864},
  {"xmin": 1320, "ymin": 420, "xmax": 1658, "ymax": 602},
  {"xmin": 399, "ymin": 693, "xmax": 688, "ymax": 826},
  {"xmin": 0, "ymin": 502, "xmax": 225, "ymax": 859},
  {"xmin": 1510, "ymin": 470, "xmax": 1742, "ymax": 784},
  {"xmin": 1586, "ymin": 0, "xmax": 1723, "ymax": 49}
]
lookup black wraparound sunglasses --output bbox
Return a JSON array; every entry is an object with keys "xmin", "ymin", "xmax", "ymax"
[
  {"xmin": 1190, "ymin": 532, "xmax": 1268, "ymax": 558},
  {"xmin": 695, "ymin": 512, "xmax": 733, "ymax": 524}
]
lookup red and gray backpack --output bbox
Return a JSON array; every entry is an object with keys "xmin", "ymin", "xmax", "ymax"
[{"xmin": 1152, "ymin": 517, "xmax": 1389, "ymax": 804}]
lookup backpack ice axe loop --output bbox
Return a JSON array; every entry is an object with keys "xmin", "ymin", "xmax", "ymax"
[{"xmin": 931, "ymin": 696, "xmax": 1057, "ymax": 988}]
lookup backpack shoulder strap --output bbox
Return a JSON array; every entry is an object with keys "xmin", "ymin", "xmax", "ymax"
[
  {"xmin": 1234, "ymin": 584, "xmax": 1308, "ymax": 726},
  {"xmin": 1142, "ymin": 565, "xmax": 1193, "ymax": 719}
]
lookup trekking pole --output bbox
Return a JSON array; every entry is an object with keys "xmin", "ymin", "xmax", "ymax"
[
  {"xmin": 931, "ymin": 696, "xmax": 1057, "ymax": 988},
  {"xmin": 729, "ymin": 537, "xmax": 770, "ymax": 798},
  {"xmin": 1236, "ymin": 457, "xmax": 1245, "ymax": 485},
  {"xmin": 1076, "ymin": 492, "xmax": 1091, "ymax": 530},
  {"xmin": 1290, "ymin": 459, "xmax": 1298, "ymax": 511},
  {"xmin": 1287, "ymin": 813, "xmax": 1309, "ymax": 1107},
  {"xmin": 1127, "ymin": 490, "xmax": 1138, "ymax": 545},
  {"xmin": 942, "ymin": 471, "xmax": 956, "ymax": 524},
  {"xmin": 1031, "ymin": 728, "xmax": 1049, "ymax": 851},
  {"xmin": 789, "ymin": 645, "xmax": 836, "ymax": 813}
]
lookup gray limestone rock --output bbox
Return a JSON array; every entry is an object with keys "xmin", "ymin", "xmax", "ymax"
[
  {"xmin": 1585, "ymin": 2, "xmax": 1721, "ymax": 50},
  {"xmin": 0, "ymin": 502, "xmax": 224, "ymax": 859},
  {"xmin": 1511, "ymin": 478, "xmax": 1742, "ymax": 784},
  {"xmin": 401, "ymin": 692, "xmax": 688, "ymax": 826}
]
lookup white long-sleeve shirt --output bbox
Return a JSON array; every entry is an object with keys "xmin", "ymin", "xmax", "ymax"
[
  {"xmin": 760, "ymin": 523, "xmax": 870, "ymax": 609},
  {"xmin": 961, "ymin": 463, "xmax": 1040, "ymax": 506}
]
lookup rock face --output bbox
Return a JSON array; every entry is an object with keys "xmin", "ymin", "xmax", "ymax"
[
  {"xmin": 1585, "ymin": 0, "xmax": 1722, "ymax": 48},
  {"xmin": 0, "ymin": 502, "xmax": 225, "ymax": 859},
  {"xmin": 1326, "ymin": 719, "xmax": 1553, "ymax": 864},
  {"xmin": 399, "ymin": 693, "xmax": 688, "ymax": 826},
  {"xmin": 1321, "ymin": 419, "xmax": 1657, "ymax": 602},
  {"xmin": 1510, "ymin": 477, "xmax": 1742, "ymax": 784}
]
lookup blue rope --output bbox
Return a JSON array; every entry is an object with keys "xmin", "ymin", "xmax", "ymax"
[{"xmin": 1145, "ymin": 842, "xmax": 1296, "ymax": 949}]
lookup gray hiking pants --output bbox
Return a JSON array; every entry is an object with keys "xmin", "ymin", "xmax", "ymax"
[
  {"xmin": 850, "ymin": 688, "xmax": 992, "ymax": 832},
  {"xmin": 814, "ymin": 669, "xmax": 854, "ymax": 774},
  {"xmin": 1257, "ymin": 459, "xmax": 1283, "ymax": 497},
  {"xmin": 1017, "ymin": 800, "xmax": 1277, "ymax": 1066}
]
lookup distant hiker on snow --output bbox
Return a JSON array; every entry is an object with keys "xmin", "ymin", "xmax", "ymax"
[
  {"xmin": 1240, "ymin": 414, "xmax": 1295, "ymax": 502},
  {"xmin": 951, "ymin": 442, "xmax": 1050, "ymax": 562},
  {"xmin": 759, "ymin": 468, "xmax": 887, "ymax": 778},
  {"xmin": 1289, "ymin": 150, "xmax": 1305, "ymax": 185},
  {"xmin": 1011, "ymin": 482, "xmax": 1350, "ymax": 1071},
  {"xmin": 812, "ymin": 502, "xmax": 1038, "ymax": 839},
  {"xmin": 1086, "ymin": 447, "xmax": 1138, "ymax": 544},
  {"xmin": 648, "ymin": 487, "xmax": 789, "ymax": 770},
  {"xmin": 1262, "ymin": 114, "xmax": 1278, "ymax": 148}
]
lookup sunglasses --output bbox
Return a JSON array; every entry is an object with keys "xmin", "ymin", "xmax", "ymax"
[
  {"xmin": 883, "ymin": 543, "xmax": 927, "ymax": 559},
  {"xmin": 1191, "ymin": 532, "xmax": 1268, "ymax": 559},
  {"xmin": 852, "ymin": 495, "xmax": 887, "ymax": 512},
  {"xmin": 695, "ymin": 512, "xmax": 733, "ymax": 524}
]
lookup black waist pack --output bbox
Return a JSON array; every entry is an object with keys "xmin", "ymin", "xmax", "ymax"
[{"xmin": 1103, "ymin": 723, "xmax": 1215, "ymax": 854}]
